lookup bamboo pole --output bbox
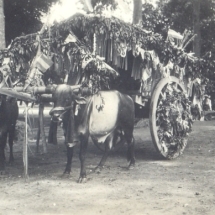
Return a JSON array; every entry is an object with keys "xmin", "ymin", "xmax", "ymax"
[
  {"xmin": 23, "ymin": 102, "xmax": 29, "ymax": 180},
  {"xmin": 36, "ymin": 116, "xmax": 40, "ymax": 153},
  {"xmin": 39, "ymin": 103, "xmax": 47, "ymax": 153},
  {"xmin": 36, "ymin": 103, "xmax": 47, "ymax": 154}
]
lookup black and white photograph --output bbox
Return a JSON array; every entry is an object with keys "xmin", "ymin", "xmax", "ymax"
[{"xmin": 0, "ymin": 0, "xmax": 215, "ymax": 214}]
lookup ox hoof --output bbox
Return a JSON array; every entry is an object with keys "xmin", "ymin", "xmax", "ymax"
[
  {"xmin": 128, "ymin": 165, "xmax": 135, "ymax": 170},
  {"xmin": 0, "ymin": 170, "xmax": 7, "ymax": 176},
  {"xmin": 128, "ymin": 162, "xmax": 135, "ymax": 170},
  {"xmin": 61, "ymin": 173, "xmax": 70, "ymax": 179},
  {"xmin": 92, "ymin": 165, "xmax": 104, "ymax": 173},
  {"xmin": 78, "ymin": 177, "xmax": 87, "ymax": 183},
  {"xmin": 61, "ymin": 170, "xmax": 71, "ymax": 178}
]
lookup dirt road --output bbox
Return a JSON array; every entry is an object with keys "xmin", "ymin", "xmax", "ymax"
[{"xmin": 0, "ymin": 119, "xmax": 215, "ymax": 215}]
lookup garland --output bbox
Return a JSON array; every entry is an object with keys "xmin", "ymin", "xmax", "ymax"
[
  {"xmin": 156, "ymin": 83, "xmax": 193, "ymax": 158},
  {"xmin": 0, "ymin": 13, "xmax": 201, "ymax": 95}
]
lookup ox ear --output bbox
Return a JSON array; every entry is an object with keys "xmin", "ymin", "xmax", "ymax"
[{"xmin": 75, "ymin": 96, "xmax": 87, "ymax": 104}]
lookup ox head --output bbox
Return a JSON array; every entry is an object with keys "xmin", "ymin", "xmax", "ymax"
[
  {"xmin": 36, "ymin": 84, "xmax": 88, "ymax": 145},
  {"xmin": 37, "ymin": 84, "xmax": 87, "ymax": 123}
]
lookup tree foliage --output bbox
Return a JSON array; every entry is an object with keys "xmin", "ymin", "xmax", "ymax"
[
  {"xmin": 141, "ymin": 0, "xmax": 215, "ymax": 90},
  {"xmin": 160, "ymin": 0, "xmax": 215, "ymax": 56},
  {"xmin": 91, "ymin": 0, "xmax": 116, "ymax": 7},
  {"xmin": 141, "ymin": 3, "xmax": 170, "ymax": 38},
  {"xmin": 4, "ymin": 0, "xmax": 58, "ymax": 45}
]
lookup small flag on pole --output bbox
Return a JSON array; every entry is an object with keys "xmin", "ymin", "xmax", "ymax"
[
  {"xmin": 64, "ymin": 33, "xmax": 77, "ymax": 44},
  {"xmin": 35, "ymin": 53, "xmax": 53, "ymax": 73}
]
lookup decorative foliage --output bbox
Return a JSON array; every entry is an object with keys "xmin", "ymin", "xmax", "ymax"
[
  {"xmin": 45, "ymin": 13, "xmax": 198, "ymax": 73},
  {"xmin": 0, "ymin": 12, "xmax": 200, "ymax": 95},
  {"xmin": 156, "ymin": 82, "xmax": 193, "ymax": 158}
]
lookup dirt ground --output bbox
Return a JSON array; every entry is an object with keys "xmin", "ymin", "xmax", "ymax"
[{"xmin": 0, "ymin": 110, "xmax": 215, "ymax": 215}]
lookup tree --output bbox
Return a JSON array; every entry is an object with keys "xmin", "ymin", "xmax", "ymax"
[
  {"xmin": 193, "ymin": 0, "xmax": 201, "ymax": 57},
  {"xmin": 81, "ymin": 0, "xmax": 93, "ymax": 12},
  {"xmin": 91, "ymin": 0, "xmax": 116, "ymax": 8},
  {"xmin": 0, "ymin": 0, "xmax": 5, "ymax": 49},
  {"xmin": 3, "ymin": 0, "xmax": 121, "ymax": 46},
  {"xmin": 4, "ymin": 0, "xmax": 58, "ymax": 46},
  {"xmin": 141, "ymin": 3, "xmax": 170, "ymax": 37},
  {"xmin": 133, "ymin": 0, "xmax": 142, "ymax": 24},
  {"xmin": 160, "ymin": 0, "xmax": 215, "ymax": 57}
]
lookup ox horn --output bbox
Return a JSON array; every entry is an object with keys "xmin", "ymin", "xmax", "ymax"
[
  {"xmin": 14, "ymin": 85, "xmax": 57, "ymax": 94},
  {"xmin": 32, "ymin": 85, "xmax": 57, "ymax": 94},
  {"xmin": 38, "ymin": 84, "xmax": 81, "ymax": 93},
  {"xmin": 70, "ymin": 85, "xmax": 81, "ymax": 90}
]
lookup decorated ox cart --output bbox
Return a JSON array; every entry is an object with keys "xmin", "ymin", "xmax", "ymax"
[
  {"xmin": 39, "ymin": 13, "xmax": 195, "ymax": 159},
  {"xmin": 0, "ymin": 13, "xmax": 197, "ymax": 167}
]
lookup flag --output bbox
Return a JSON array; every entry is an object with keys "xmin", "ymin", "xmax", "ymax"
[
  {"xmin": 168, "ymin": 29, "xmax": 183, "ymax": 40},
  {"xmin": 35, "ymin": 53, "xmax": 53, "ymax": 73},
  {"xmin": 64, "ymin": 33, "xmax": 77, "ymax": 44}
]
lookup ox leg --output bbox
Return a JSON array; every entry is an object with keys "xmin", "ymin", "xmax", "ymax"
[
  {"xmin": 96, "ymin": 134, "xmax": 115, "ymax": 170},
  {"xmin": 0, "ymin": 133, "xmax": 7, "ymax": 173},
  {"xmin": 9, "ymin": 126, "xmax": 16, "ymax": 163},
  {"xmin": 78, "ymin": 135, "xmax": 89, "ymax": 183},
  {"xmin": 48, "ymin": 121, "xmax": 58, "ymax": 145},
  {"xmin": 125, "ymin": 134, "xmax": 135, "ymax": 168},
  {"xmin": 64, "ymin": 146, "xmax": 74, "ymax": 175},
  {"xmin": 97, "ymin": 144, "xmax": 111, "ymax": 169}
]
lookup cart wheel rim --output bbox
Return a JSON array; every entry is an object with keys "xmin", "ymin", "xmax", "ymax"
[{"xmin": 149, "ymin": 77, "xmax": 192, "ymax": 159}]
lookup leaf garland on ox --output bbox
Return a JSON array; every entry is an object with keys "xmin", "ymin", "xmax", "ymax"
[{"xmin": 156, "ymin": 83, "xmax": 193, "ymax": 158}]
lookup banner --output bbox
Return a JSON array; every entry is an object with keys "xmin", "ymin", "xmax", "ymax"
[{"xmin": 35, "ymin": 53, "xmax": 53, "ymax": 73}]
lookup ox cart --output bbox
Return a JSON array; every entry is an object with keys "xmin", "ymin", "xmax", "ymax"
[
  {"xmin": 49, "ymin": 13, "xmax": 194, "ymax": 160},
  {"xmin": 0, "ymin": 13, "xmax": 196, "ymax": 168},
  {"xmin": 94, "ymin": 72, "xmax": 192, "ymax": 160}
]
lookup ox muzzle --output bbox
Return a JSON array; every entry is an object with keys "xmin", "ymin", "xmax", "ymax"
[{"xmin": 49, "ymin": 106, "xmax": 73, "ymax": 123}]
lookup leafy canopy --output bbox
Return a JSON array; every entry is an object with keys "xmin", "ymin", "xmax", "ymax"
[{"xmin": 4, "ymin": 0, "xmax": 118, "ymax": 46}]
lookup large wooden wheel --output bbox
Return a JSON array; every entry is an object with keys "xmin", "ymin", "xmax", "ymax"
[{"xmin": 149, "ymin": 76, "xmax": 192, "ymax": 159}]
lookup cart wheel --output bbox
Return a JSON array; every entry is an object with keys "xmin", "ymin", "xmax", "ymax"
[{"xmin": 149, "ymin": 77, "xmax": 192, "ymax": 159}]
